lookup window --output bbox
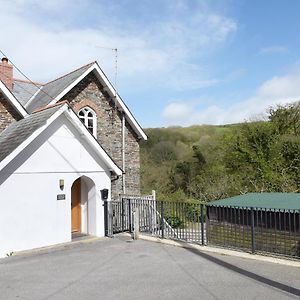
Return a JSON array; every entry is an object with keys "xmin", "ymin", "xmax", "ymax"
[{"xmin": 78, "ymin": 107, "xmax": 97, "ymax": 137}]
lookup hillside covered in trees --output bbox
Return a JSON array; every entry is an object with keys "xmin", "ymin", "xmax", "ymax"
[{"xmin": 140, "ymin": 103, "xmax": 300, "ymax": 202}]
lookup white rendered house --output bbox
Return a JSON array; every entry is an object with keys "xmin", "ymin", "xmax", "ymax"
[
  {"xmin": 0, "ymin": 56, "xmax": 148, "ymax": 258},
  {"xmin": 0, "ymin": 102, "xmax": 122, "ymax": 258}
]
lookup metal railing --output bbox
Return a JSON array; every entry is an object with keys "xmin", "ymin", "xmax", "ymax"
[
  {"xmin": 206, "ymin": 205, "xmax": 300, "ymax": 258},
  {"xmin": 105, "ymin": 198, "xmax": 206, "ymax": 245},
  {"xmin": 104, "ymin": 198, "xmax": 300, "ymax": 259}
]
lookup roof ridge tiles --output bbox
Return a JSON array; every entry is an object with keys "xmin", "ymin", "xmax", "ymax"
[
  {"xmin": 32, "ymin": 100, "xmax": 69, "ymax": 114},
  {"xmin": 44, "ymin": 61, "xmax": 96, "ymax": 85},
  {"xmin": 13, "ymin": 78, "xmax": 45, "ymax": 86}
]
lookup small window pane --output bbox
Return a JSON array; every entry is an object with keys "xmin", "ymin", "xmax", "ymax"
[{"xmin": 77, "ymin": 106, "xmax": 97, "ymax": 137}]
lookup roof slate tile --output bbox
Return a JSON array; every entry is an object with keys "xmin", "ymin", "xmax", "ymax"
[
  {"xmin": 0, "ymin": 105, "xmax": 62, "ymax": 163},
  {"xmin": 26, "ymin": 63, "xmax": 94, "ymax": 113}
]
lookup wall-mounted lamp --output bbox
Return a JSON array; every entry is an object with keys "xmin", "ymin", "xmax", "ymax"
[
  {"xmin": 59, "ymin": 179, "xmax": 65, "ymax": 190},
  {"xmin": 101, "ymin": 189, "xmax": 109, "ymax": 200}
]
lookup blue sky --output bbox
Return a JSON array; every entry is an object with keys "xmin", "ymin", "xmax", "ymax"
[{"xmin": 2, "ymin": 0, "xmax": 300, "ymax": 128}]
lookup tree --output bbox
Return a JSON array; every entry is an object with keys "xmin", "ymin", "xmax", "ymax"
[{"xmin": 269, "ymin": 102, "xmax": 300, "ymax": 135}]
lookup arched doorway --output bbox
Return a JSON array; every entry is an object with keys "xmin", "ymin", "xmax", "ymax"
[
  {"xmin": 71, "ymin": 176, "xmax": 97, "ymax": 235},
  {"xmin": 71, "ymin": 178, "xmax": 81, "ymax": 233}
]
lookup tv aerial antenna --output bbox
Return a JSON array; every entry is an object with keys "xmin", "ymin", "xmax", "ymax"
[{"xmin": 95, "ymin": 45, "xmax": 118, "ymax": 102}]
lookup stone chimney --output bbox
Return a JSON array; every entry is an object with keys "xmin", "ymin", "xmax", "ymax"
[{"xmin": 0, "ymin": 57, "xmax": 13, "ymax": 91}]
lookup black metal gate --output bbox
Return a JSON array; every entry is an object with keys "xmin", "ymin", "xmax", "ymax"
[
  {"xmin": 104, "ymin": 198, "xmax": 300, "ymax": 260},
  {"xmin": 104, "ymin": 198, "xmax": 206, "ymax": 245}
]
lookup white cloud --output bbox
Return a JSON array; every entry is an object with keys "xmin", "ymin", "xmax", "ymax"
[
  {"xmin": 0, "ymin": 0, "xmax": 237, "ymax": 88},
  {"xmin": 205, "ymin": 14, "xmax": 237, "ymax": 42},
  {"xmin": 162, "ymin": 65, "xmax": 300, "ymax": 126},
  {"xmin": 260, "ymin": 46, "xmax": 289, "ymax": 54},
  {"xmin": 162, "ymin": 102, "xmax": 194, "ymax": 123}
]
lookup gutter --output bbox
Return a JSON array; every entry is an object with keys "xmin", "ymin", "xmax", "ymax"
[{"xmin": 122, "ymin": 112, "xmax": 126, "ymax": 194}]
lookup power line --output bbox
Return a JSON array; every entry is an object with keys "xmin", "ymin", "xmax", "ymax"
[
  {"xmin": 0, "ymin": 69, "xmax": 38, "ymax": 99},
  {"xmin": 0, "ymin": 49, "xmax": 56, "ymax": 101}
]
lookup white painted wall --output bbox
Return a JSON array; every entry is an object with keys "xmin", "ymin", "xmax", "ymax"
[
  {"xmin": 0, "ymin": 115, "xmax": 112, "ymax": 258},
  {"xmin": 81, "ymin": 176, "xmax": 97, "ymax": 236}
]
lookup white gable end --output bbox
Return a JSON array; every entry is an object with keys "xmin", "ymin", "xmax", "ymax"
[
  {"xmin": 14, "ymin": 115, "xmax": 110, "ymax": 174},
  {"xmin": 0, "ymin": 111, "xmax": 116, "ymax": 258}
]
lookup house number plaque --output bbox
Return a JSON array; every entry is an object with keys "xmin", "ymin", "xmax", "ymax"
[{"xmin": 57, "ymin": 194, "xmax": 66, "ymax": 200}]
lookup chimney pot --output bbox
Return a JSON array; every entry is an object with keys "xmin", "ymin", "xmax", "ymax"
[{"xmin": 0, "ymin": 57, "xmax": 13, "ymax": 90}]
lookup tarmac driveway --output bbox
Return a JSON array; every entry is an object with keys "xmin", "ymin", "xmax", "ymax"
[{"xmin": 0, "ymin": 235, "xmax": 299, "ymax": 300}]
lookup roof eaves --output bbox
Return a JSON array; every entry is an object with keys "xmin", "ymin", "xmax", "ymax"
[
  {"xmin": 0, "ymin": 79, "xmax": 28, "ymax": 117},
  {"xmin": 32, "ymin": 100, "xmax": 69, "ymax": 114},
  {"xmin": 207, "ymin": 193, "xmax": 300, "ymax": 212},
  {"xmin": 92, "ymin": 62, "xmax": 147, "ymax": 140}
]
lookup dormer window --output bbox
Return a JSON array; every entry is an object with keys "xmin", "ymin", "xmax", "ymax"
[{"xmin": 78, "ymin": 107, "xmax": 97, "ymax": 137}]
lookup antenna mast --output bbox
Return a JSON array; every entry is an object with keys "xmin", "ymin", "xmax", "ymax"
[{"xmin": 95, "ymin": 45, "xmax": 118, "ymax": 107}]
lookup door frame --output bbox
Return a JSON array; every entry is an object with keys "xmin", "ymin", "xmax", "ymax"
[{"xmin": 71, "ymin": 178, "xmax": 82, "ymax": 233}]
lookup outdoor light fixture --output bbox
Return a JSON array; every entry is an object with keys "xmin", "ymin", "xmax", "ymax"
[
  {"xmin": 59, "ymin": 179, "xmax": 64, "ymax": 190},
  {"xmin": 101, "ymin": 189, "xmax": 109, "ymax": 200}
]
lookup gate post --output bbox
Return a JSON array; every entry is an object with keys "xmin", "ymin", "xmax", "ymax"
[
  {"xmin": 152, "ymin": 190, "xmax": 156, "ymax": 200},
  {"xmin": 121, "ymin": 198, "xmax": 124, "ymax": 232},
  {"xmin": 251, "ymin": 207, "xmax": 255, "ymax": 254},
  {"xmin": 128, "ymin": 199, "xmax": 132, "ymax": 233},
  {"xmin": 161, "ymin": 201, "xmax": 164, "ymax": 239},
  {"xmin": 104, "ymin": 199, "xmax": 109, "ymax": 237},
  {"xmin": 201, "ymin": 204, "xmax": 205, "ymax": 245},
  {"xmin": 133, "ymin": 208, "xmax": 140, "ymax": 240}
]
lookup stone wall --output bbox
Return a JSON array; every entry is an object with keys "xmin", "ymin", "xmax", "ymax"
[
  {"xmin": 61, "ymin": 72, "xmax": 141, "ymax": 199},
  {"xmin": 124, "ymin": 122, "xmax": 140, "ymax": 194},
  {"xmin": 0, "ymin": 94, "xmax": 21, "ymax": 133}
]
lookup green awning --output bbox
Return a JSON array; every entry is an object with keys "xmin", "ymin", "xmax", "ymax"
[{"xmin": 208, "ymin": 193, "xmax": 300, "ymax": 212}]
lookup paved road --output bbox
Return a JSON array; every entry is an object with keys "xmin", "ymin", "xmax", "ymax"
[{"xmin": 0, "ymin": 235, "xmax": 299, "ymax": 300}]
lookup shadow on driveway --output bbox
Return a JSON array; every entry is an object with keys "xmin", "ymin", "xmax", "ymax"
[{"xmin": 184, "ymin": 246, "xmax": 300, "ymax": 297}]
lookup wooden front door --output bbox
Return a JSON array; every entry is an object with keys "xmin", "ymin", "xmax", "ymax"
[{"xmin": 71, "ymin": 179, "xmax": 81, "ymax": 233}]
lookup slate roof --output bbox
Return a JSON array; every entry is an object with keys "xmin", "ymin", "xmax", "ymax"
[
  {"xmin": 0, "ymin": 105, "xmax": 62, "ymax": 163},
  {"xmin": 5, "ymin": 60, "xmax": 146, "ymax": 140},
  {"xmin": 208, "ymin": 193, "xmax": 300, "ymax": 212},
  {"xmin": 26, "ymin": 62, "xmax": 94, "ymax": 113},
  {"xmin": 12, "ymin": 80, "xmax": 42, "ymax": 106}
]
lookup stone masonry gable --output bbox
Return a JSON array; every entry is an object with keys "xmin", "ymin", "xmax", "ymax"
[
  {"xmin": 0, "ymin": 94, "xmax": 22, "ymax": 133},
  {"xmin": 61, "ymin": 72, "xmax": 141, "ymax": 198},
  {"xmin": 125, "ymin": 121, "xmax": 140, "ymax": 194}
]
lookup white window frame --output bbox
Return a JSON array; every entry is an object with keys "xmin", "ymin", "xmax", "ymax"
[{"xmin": 78, "ymin": 106, "xmax": 97, "ymax": 137}]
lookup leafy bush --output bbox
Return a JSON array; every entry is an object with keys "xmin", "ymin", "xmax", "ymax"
[
  {"xmin": 141, "ymin": 102, "xmax": 300, "ymax": 201},
  {"xmin": 165, "ymin": 215, "xmax": 184, "ymax": 228}
]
